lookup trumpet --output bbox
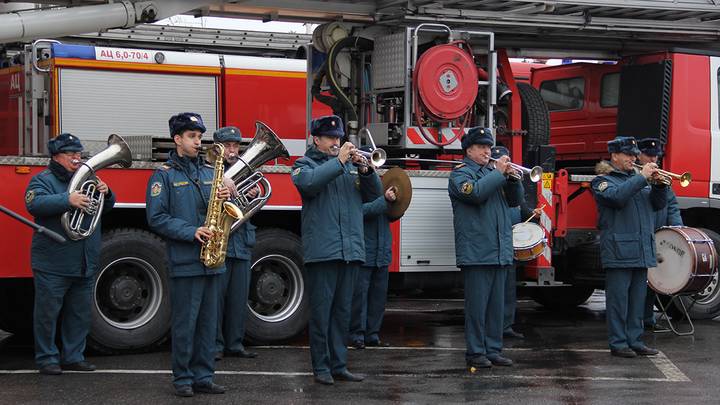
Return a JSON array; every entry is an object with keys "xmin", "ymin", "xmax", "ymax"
[
  {"xmin": 633, "ymin": 163, "xmax": 692, "ymax": 187},
  {"xmin": 489, "ymin": 156, "xmax": 543, "ymax": 183},
  {"xmin": 329, "ymin": 144, "xmax": 387, "ymax": 168}
]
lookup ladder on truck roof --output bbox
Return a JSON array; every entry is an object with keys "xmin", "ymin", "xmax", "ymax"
[{"xmin": 61, "ymin": 24, "xmax": 311, "ymax": 57}]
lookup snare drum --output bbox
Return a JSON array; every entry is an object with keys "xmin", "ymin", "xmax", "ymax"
[
  {"xmin": 512, "ymin": 222, "xmax": 547, "ymax": 262},
  {"xmin": 648, "ymin": 226, "xmax": 718, "ymax": 295}
]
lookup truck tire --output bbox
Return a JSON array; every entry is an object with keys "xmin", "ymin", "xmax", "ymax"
[
  {"xmin": 88, "ymin": 228, "xmax": 171, "ymax": 353},
  {"xmin": 530, "ymin": 286, "xmax": 595, "ymax": 309},
  {"xmin": 674, "ymin": 228, "xmax": 720, "ymax": 319},
  {"xmin": 245, "ymin": 228, "xmax": 309, "ymax": 343},
  {"xmin": 517, "ymin": 82, "xmax": 551, "ymax": 163},
  {"xmin": 0, "ymin": 278, "xmax": 34, "ymax": 337}
]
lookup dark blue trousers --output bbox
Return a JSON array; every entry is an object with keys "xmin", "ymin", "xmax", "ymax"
[
  {"xmin": 32, "ymin": 270, "xmax": 94, "ymax": 367},
  {"xmin": 462, "ymin": 266, "xmax": 507, "ymax": 360},
  {"xmin": 306, "ymin": 261, "xmax": 358, "ymax": 377},
  {"xmin": 350, "ymin": 265, "xmax": 389, "ymax": 344},
  {"xmin": 216, "ymin": 258, "xmax": 251, "ymax": 353},
  {"xmin": 643, "ymin": 287, "xmax": 657, "ymax": 326},
  {"xmin": 605, "ymin": 268, "xmax": 647, "ymax": 351},
  {"xmin": 503, "ymin": 265, "xmax": 517, "ymax": 332},
  {"xmin": 170, "ymin": 274, "xmax": 220, "ymax": 387}
]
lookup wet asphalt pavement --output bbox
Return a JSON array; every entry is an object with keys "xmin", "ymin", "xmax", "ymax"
[{"xmin": 2, "ymin": 291, "xmax": 720, "ymax": 404}]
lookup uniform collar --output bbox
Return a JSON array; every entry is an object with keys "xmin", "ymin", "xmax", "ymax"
[{"xmin": 609, "ymin": 162, "xmax": 635, "ymax": 177}]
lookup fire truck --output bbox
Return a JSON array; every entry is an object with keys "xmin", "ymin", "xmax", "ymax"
[{"xmin": 3, "ymin": 0, "xmax": 720, "ymax": 352}]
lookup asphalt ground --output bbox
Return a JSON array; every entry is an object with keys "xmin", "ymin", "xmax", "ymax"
[{"xmin": 1, "ymin": 291, "xmax": 719, "ymax": 404}]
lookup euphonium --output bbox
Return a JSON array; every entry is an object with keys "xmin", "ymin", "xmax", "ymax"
[
  {"xmin": 200, "ymin": 143, "xmax": 244, "ymax": 268},
  {"xmin": 224, "ymin": 121, "xmax": 289, "ymax": 233},
  {"xmin": 60, "ymin": 134, "xmax": 132, "ymax": 240}
]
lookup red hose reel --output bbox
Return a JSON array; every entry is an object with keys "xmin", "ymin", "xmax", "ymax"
[{"xmin": 413, "ymin": 41, "xmax": 478, "ymax": 146}]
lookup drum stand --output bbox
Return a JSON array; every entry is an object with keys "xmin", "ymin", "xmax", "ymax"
[{"xmin": 653, "ymin": 295, "xmax": 694, "ymax": 336}]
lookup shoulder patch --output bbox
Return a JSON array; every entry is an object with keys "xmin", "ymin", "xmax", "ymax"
[
  {"xmin": 292, "ymin": 167, "xmax": 302, "ymax": 176},
  {"xmin": 25, "ymin": 190, "xmax": 35, "ymax": 204},
  {"xmin": 461, "ymin": 182, "xmax": 473, "ymax": 195},
  {"xmin": 454, "ymin": 163, "xmax": 466, "ymax": 170},
  {"xmin": 150, "ymin": 181, "xmax": 162, "ymax": 197},
  {"xmin": 595, "ymin": 181, "xmax": 609, "ymax": 192}
]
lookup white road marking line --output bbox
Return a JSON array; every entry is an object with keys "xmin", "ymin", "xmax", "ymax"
[
  {"xmin": 0, "ymin": 349, "xmax": 690, "ymax": 382},
  {"xmin": 0, "ymin": 369, "xmax": 676, "ymax": 382},
  {"xmin": 648, "ymin": 351, "xmax": 691, "ymax": 382}
]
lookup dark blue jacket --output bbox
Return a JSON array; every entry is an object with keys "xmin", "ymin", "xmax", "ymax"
[
  {"xmin": 654, "ymin": 187, "xmax": 683, "ymax": 229},
  {"xmin": 591, "ymin": 161, "xmax": 668, "ymax": 269},
  {"xmin": 25, "ymin": 164, "xmax": 115, "ymax": 277},
  {"xmin": 146, "ymin": 151, "xmax": 225, "ymax": 277},
  {"xmin": 362, "ymin": 175, "xmax": 392, "ymax": 268},
  {"xmin": 224, "ymin": 163, "xmax": 256, "ymax": 260},
  {"xmin": 291, "ymin": 146, "xmax": 381, "ymax": 264},
  {"xmin": 448, "ymin": 157, "xmax": 524, "ymax": 267}
]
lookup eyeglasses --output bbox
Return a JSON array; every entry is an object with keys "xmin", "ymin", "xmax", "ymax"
[{"xmin": 61, "ymin": 151, "xmax": 82, "ymax": 157}]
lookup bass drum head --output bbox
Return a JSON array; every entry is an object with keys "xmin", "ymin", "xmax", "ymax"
[
  {"xmin": 512, "ymin": 222, "xmax": 545, "ymax": 249},
  {"xmin": 649, "ymin": 227, "xmax": 694, "ymax": 295}
]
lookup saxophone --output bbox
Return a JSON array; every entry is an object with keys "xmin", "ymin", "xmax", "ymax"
[{"xmin": 200, "ymin": 143, "xmax": 243, "ymax": 268}]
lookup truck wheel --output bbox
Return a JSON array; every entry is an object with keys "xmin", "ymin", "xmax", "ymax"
[
  {"xmin": 674, "ymin": 228, "xmax": 720, "ymax": 319},
  {"xmin": 530, "ymin": 286, "xmax": 595, "ymax": 309},
  {"xmin": 245, "ymin": 228, "xmax": 308, "ymax": 344},
  {"xmin": 517, "ymin": 82, "xmax": 551, "ymax": 163},
  {"xmin": 88, "ymin": 228, "xmax": 171, "ymax": 353}
]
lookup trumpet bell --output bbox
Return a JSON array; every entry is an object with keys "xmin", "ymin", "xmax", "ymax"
[
  {"xmin": 679, "ymin": 172, "xmax": 692, "ymax": 188},
  {"xmin": 528, "ymin": 166, "xmax": 543, "ymax": 183},
  {"xmin": 371, "ymin": 148, "xmax": 387, "ymax": 167}
]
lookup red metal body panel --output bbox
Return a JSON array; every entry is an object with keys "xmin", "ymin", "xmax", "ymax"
[
  {"xmin": 531, "ymin": 63, "xmax": 619, "ymax": 161},
  {"xmin": 0, "ymin": 67, "xmax": 23, "ymax": 156},
  {"xmin": 0, "ymin": 164, "xmax": 38, "ymax": 278}
]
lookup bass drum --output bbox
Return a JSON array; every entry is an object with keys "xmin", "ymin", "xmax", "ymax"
[{"xmin": 648, "ymin": 226, "xmax": 717, "ymax": 295}]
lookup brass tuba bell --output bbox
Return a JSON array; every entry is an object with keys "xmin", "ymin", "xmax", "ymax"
[
  {"xmin": 223, "ymin": 121, "xmax": 290, "ymax": 232},
  {"xmin": 60, "ymin": 134, "xmax": 132, "ymax": 240}
]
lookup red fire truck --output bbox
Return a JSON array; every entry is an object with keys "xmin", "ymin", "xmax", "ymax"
[{"xmin": 3, "ymin": 1, "xmax": 720, "ymax": 353}]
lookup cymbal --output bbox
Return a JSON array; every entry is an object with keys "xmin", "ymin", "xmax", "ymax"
[{"xmin": 382, "ymin": 167, "xmax": 412, "ymax": 222}]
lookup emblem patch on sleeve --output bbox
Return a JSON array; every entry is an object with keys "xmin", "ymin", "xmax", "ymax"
[
  {"xmin": 150, "ymin": 181, "xmax": 162, "ymax": 197},
  {"xmin": 461, "ymin": 182, "xmax": 473, "ymax": 195},
  {"xmin": 596, "ymin": 181, "xmax": 608, "ymax": 192},
  {"xmin": 25, "ymin": 190, "xmax": 35, "ymax": 204},
  {"xmin": 292, "ymin": 167, "xmax": 302, "ymax": 176}
]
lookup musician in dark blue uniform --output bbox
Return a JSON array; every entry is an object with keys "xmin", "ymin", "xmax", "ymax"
[
  {"xmin": 146, "ymin": 113, "xmax": 231, "ymax": 397},
  {"xmin": 350, "ymin": 149, "xmax": 396, "ymax": 349},
  {"xmin": 291, "ymin": 115, "xmax": 381, "ymax": 385},
  {"xmin": 591, "ymin": 136, "xmax": 667, "ymax": 358},
  {"xmin": 25, "ymin": 133, "xmax": 114, "ymax": 375},
  {"xmin": 637, "ymin": 138, "xmax": 683, "ymax": 329},
  {"xmin": 449, "ymin": 128, "xmax": 523, "ymax": 369},
  {"xmin": 212, "ymin": 126, "xmax": 258, "ymax": 360}
]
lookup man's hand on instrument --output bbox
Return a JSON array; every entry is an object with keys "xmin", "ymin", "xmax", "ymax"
[
  {"xmin": 245, "ymin": 185, "xmax": 260, "ymax": 199},
  {"xmin": 222, "ymin": 177, "xmax": 238, "ymax": 198},
  {"xmin": 195, "ymin": 226, "xmax": 213, "ymax": 243},
  {"xmin": 69, "ymin": 191, "xmax": 91, "ymax": 210},
  {"xmin": 338, "ymin": 142, "xmax": 354, "ymax": 164},
  {"xmin": 532, "ymin": 207, "xmax": 543, "ymax": 217},
  {"xmin": 217, "ymin": 185, "xmax": 232, "ymax": 200},
  {"xmin": 385, "ymin": 186, "xmax": 397, "ymax": 202},
  {"xmin": 95, "ymin": 177, "xmax": 109, "ymax": 194},
  {"xmin": 641, "ymin": 162, "xmax": 659, "ymax": 179},
  {"xmin": 494, "ymin": 155, "xmax": 511, "ymax": 174}
]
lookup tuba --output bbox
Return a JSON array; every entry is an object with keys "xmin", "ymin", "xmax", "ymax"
[
  {"xmin": 224, "ymin": 121, "xmax": 290, "ymax": 233},
  {"xmin": 60, "ymin": 134, "xmax": 132, "ymax": 240}
]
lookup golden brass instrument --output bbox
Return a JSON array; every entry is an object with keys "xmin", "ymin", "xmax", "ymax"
[
  {"xmin": 633, "ymin": 163, "xmax": 692, "ymax": 187},
  {"xmin": 61, "ymin": 134, "xmax": 132, "ymax": 240},
  {"xmin": 489, "ymin": 156, "xmax": 543, "ymax": 183},
  {"xmin": 200, "ymin": 143, "xmax": 243, "ymax": 268}
]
